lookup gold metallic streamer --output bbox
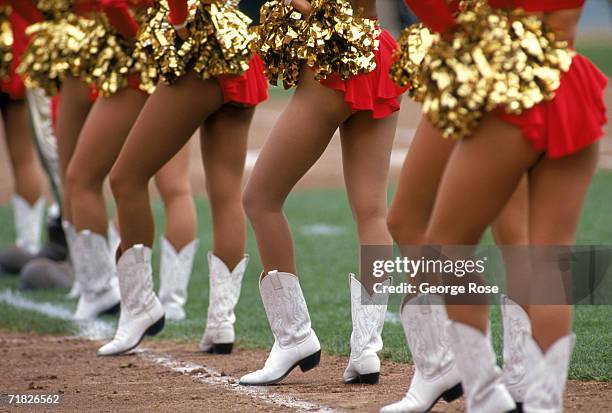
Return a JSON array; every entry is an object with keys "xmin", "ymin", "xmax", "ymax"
[
  {"xmin": 138, "ymin": 0, "xmax": 254, "ymax": 85},
  {"xmin": 253, "ymin": 0, "xmax": 380, "ymax": 89},
  {"xmin": 0, "ymin": 7, "xmax": 13, "ymax": 81},
  {"xmin": 81, "ymin": 12, "xmax": 157, "ymax": 97},
  {"xmin": 391, "ymin": 4, "xmax": 573, "ymax": 139},
  {"xmin": 17, "ymin": 0, "xmax": 96, "ymax": 96}
]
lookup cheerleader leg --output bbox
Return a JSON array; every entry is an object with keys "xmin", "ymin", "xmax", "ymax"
[
  {"xmin": 154, "ymin": 144, "xmax": 198, "ymax": 321},
  {"xmin": 2, "ymin": 98, "xmax": 44, "ymax": 205},
  {"xmin": 66, "ymin": 89, "xmax": 147, "ymax": 237},
  {"xmin": 154, "ymin": 144, "xmax": 197, "ymax": 252},
  {"xmin": 338, "ymin": 109, "xmax": 398, "ymax": 385},
  {"xmin": 527, "ymin": 142, "xmax": 599, "ymax": 349},
  {"xmin": 242, "ymin": 67, "xmax": 352, "ymax": 274},
  {"xmin": 387, "ymin": 117, "xmax": 455, "ymax": 246},
  {"xmin": 109, "ymin": 72, "xmax": 224, "ymax": 250},
  {"xmin": 339, "ymin": 110, "xmax": 397, "ymax": 284},
  {"xmin": 201, "ymin": 105, "xmax": 254, "ymax": 269},
  {"xmin": 56, "ymin": 76, "xmax": 93, "ymax": 222},
  {"xmin": 198, "ymin": 104, "xmax": 254, "ymax": 353}
]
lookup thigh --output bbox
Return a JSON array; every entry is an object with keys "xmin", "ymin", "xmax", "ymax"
[
  {"xmin": 340, "ymin": 110, "xmax": 398, "ymax": 217},
  {"xmin": 3, "ymin": 100, "xmax": 31, "ymax": 160},
  {"xmin": 529, "ymin": 143, "xmax": 599, "ymax": 245},
  {"xmin": 245, "ymin": 66, "xmax": 352, "ymax": 205},
  {"xmin": 112, "ymin": 72, "xmax": 225, "ymax": 185},
  {"xmin": 426, "ymin": 116, "xmax": 541, "ymax": 246},
  {"xmin": 69, "ymin": 89, "xmax": 147, "ymax": 181},
  {"xmin": 201, "ymin": 104, "xmax": 255, "ymax": 195},
  {"xmin": 388, "ymin": 117, "xmax": 456, "ymax": 241},
  {"xmin": 491, "ymin": 175, "xmax": 529, "ymax": 245}
]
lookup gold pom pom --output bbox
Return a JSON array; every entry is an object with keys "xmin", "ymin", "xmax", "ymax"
[
  {"xmin": 390, "ymin": 24, "xmax": 438, "ymax": 99},
  {"xmin": 253, "ymin": 0, "xmax": 380, "ymax": 89},
  {"xmin": 0, "ymin": 7, "xmax": 13, "ymax": 81},
  {"xmin": 138, "ymin": 0, "xmax": 254, "ymax": 85},
  {"xmin": 409, "ymin": 4, "xmax": 573, "ymax": 139},
  {"xmin": 303, "ymin": 0, "xmax": 380, "ymax": 82},
  {"xmin": 252, "ymin": 0, "xmax": 307, "ymax": 88},
  {"xmin": 18, "ymin": 21, "xmax": 65, "ymax": 95},
  {"xmin": 17, "ymin": 11, "xmax": 102, "ymax": 96},
  {"xmin": 82, "ymin": 12, "xmax": 157, "ymax": 97},
  {"xmin": 35, "ymin": 0, "xmax": 72, "ymax": 20}
]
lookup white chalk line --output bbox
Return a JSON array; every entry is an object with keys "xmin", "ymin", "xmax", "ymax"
[
  {"xmin": 137, "ymin": 350, "xmax": 341, "ymax": 413},
  {"xmin": 300, "ymin": 224, "xmax": 347, "ymax": 236},
  {"xmin": 0, "ymin": 289, "xmax": 342, "ymax": 413}
]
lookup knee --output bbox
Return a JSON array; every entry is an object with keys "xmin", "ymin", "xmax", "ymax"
[
  {"xmin": 109, "ymin": 165, "xmax": 134, "ymax": 201},
  {"xmin": 158, "ymin": 179, "xmax": 191, "ymax": 205},
  {"xmin": 353, "ymin": 203, "xmax": 387, "ymax": 231},
  {"xmin": 65, "ymin": 163, "xmax": 99, "ymax": 197},
  {"xmin": 242, "ymin": 184, "xmax": 275, "ymax": 221},
  {"xmin": 207, "ymin": 181, "xmax": 241, "ymax": 213},
  {"xmin": 387, "ymin": 209, "xmax": 426, "ymax": 245},
  {"xmin": 491, "ymin": 220, "xmax": 528, "ymax": 246}
]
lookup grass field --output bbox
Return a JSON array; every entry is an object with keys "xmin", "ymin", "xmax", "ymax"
[{"xmin": 1, "ymin": 171, "xmax": 612, "ymax": 381}]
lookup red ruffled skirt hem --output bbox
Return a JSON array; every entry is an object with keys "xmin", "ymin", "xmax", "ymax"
[
  {"xmin": 218, "ymin": 54, "xmax": 269, "ymax": 106},
  {"xmin": 496, "ymin": 54, "xmax": 608, "ymax": 158},
  {"xmin": 1, "ymin": 12, "xmax": 27, "ymax": 99},
  {"xmin": 318, "ymin": 29, "xmax": 406, "ymax": 119}
]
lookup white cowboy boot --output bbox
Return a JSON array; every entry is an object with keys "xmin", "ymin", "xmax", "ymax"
[
  {"xmin": 380, "ymin": 294, "xmax": 462, "ymax": 413},
  {"xmin": 12, "ymin": 195, "xmax": 45, "ymax": 255},
  {"xmin": 97, "ymin": 244, "xmax": 165, "ymax": 356},
  {"xmin": 239, "ymin": 270, "xmax": 321, "ymax": 385},
  {"xmin": 72, "ymin": 230, "xmax": 121, "ymax": 320},
  {"xmin": 522, "ymin": 334, "xmax": 575, "ymax": 413},
  {"xmin": 107, "ymin": 220, "xmax": 121, "ymax": 257},
  {"xmin": 63, "ymin": 221, "xmax": 81, "ymax": 299},
  {"xmin": 501, "ymin": 295, "xmax": 532, "ymax": 409},
  {"xmin": 158, "ymin": 237, "xmax": 199, "ymax": 321},
  {"xmin": 344, "ymin": 274, "xmax": 390, "ymax": 384},
  {"xmin": 446, "ymin": 321, "xmax": 517, "ymax": 413},
  {"xmin": 199, "ymin": 252, "xmax": 248, "ymax": 354}
]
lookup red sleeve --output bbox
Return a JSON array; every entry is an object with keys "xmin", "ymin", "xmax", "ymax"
[
  {"xmin": 403, "ymin": 0, "xmax": 456, "ymax": 33},
  {"xmin": 7, "ymin": 0, "xmax": 45, "ymax": 23},
  {"xmin": 167, "ymin": 0, "xmax": 188, "ymax": 26},
  {"xmin": 101, "ymin": 0, "xmax": 139, "ymax": 39}
]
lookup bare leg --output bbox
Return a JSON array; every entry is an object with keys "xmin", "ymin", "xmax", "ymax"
[
  {"xmin": 110, "ymin": 72, "xmax": 224, "ymax": 250},
  {"xmin": 2, "ymin": 99, "xmax": 44, "ymax": 204},
  {"xmin": 491, "ymin": 176, "xmax": 531, "ymax": 306},
  {"xmin": 242, "ymin": 67, "xmax": 352, "ymax": 274},
  {"xmin": 425, "ymin": 116, "xmax": 540, "ymax": 332},
  {"xmin": 56, "ymin": 76, "xmax": 94, "ymax": 221},
  {"xmin": 66, "ymin": 89, "xmax": 148, "ymax": 236},
  {"xmin": 387, "ymin": 118, "xmax": 455, "ymax": 245},
  {"xmin": 527, "ymin": 143, "xmax": 598, "ymax": 350},
  {"xmin": 201, "ymin": 105, "xmax": 254, "ymax": 268},
  {"xmin": 154, "ymin": 142, "xmax": 197, "ymax": 251},
  {"xmin": 340, "ymin": 110, "xmax": 398, "ymax": 292}
]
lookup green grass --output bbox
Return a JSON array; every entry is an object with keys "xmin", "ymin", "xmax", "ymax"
[
  {"xmin": 576, "ymin": 41, "xmax": 612, "ymax": 76},
  {"xmin": 1, "ymin": 171, "xmax": 612, "ymax": 380}
]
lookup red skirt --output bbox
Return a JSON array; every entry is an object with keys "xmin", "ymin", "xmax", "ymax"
[
  {"xmin": 218, "ymin": 54, "xmax": 269, "ymax": 106},
  {"xmin": 1, "ymin": 11, "xmax": 27, "ymax": 99},
  {"xmin": 497, "ymin": 54, "xmax": 608, "ymax": 158},
  {"xmin": 318, "ymin": 29, "xmax": 406, "ymax": 119}
]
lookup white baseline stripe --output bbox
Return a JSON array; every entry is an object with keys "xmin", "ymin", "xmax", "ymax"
[{"xmin": 0, "ymin": 289, "xmax": 342, "ymax": 413}]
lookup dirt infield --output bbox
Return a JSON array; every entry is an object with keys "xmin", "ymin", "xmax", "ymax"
[{"xmin": 1, "ymin": 331, "xmax": 611, "ymax": 413}]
